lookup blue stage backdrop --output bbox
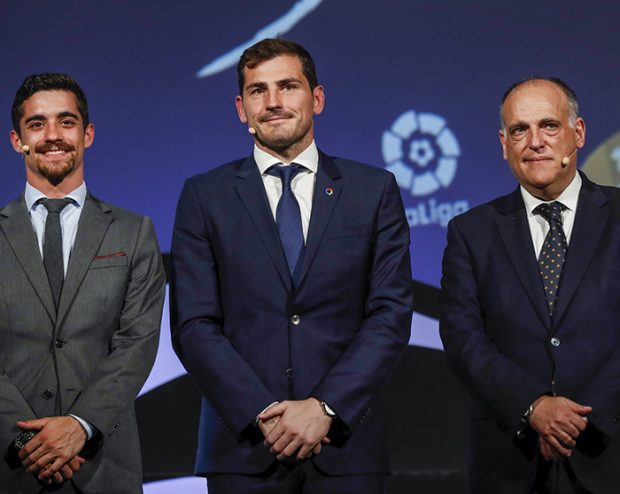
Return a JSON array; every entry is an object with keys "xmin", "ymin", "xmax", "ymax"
[{"xmin": 1, "ymin": 1, "xmax": 619, "ymax": 492}]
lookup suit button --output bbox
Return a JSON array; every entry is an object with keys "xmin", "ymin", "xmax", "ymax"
[
  {"xmin": 42, "ymin": 389, "xmax": 54, "ymax": 400},
  {"xmin": 290, "ymin": 315, "xmax": 301, "ymax": 326},
  {"xmin": 550, "ymin": 337, "xmax": 561, "ymax": 347},
  {"xmin": 54, "ymin": 339, "xmax": 64, "ymax": 348},
  {"xmin": 285, "ymin": 368, "xmax": 293, "ymax": 378}
]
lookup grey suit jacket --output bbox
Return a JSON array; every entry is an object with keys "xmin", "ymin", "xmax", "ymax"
[{"xmin": 0, "ymin": 193, "xmax": 165, "ymax": 494}]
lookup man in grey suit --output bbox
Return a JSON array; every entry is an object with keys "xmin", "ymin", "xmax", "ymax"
[{"xmin": 1, "ymin": 73, "xmax": 165, "ymax": 493}]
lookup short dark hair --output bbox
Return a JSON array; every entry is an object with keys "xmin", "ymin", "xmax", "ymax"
[
  {"xmin": 236, "ymin": 38, "xmax": 319, "ymax": 94},
  {"xmin": 11, "ymin": 73, "xmax": 89, "ymax": 135},
  {"xmin": 500, "ymin": 76, "xmax": 579, "ymax": 129}
]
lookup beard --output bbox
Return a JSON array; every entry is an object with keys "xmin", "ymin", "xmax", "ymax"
[
  {"xmin": 34, "ymin": 142, "xmax": 76, "ymax": 186},
  {"xmin": 255, "ymin": 115, "xmax": 312, "ymax": 155},
  {"xmin": 37, "ymin": 158, "xmax": 75, "ymax": 186}
]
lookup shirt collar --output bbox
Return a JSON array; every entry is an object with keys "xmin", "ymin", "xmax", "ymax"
[
  {"xmin": 521, "ymin": 172, "xmax": 582, "ymax": 216},
  {"xmin": 25, "ymin": 182, "xmax": 88, "ymax": 211},
  {"xmin": 253, "ymin": 141, "xmax": 319, "ymax": 175}
]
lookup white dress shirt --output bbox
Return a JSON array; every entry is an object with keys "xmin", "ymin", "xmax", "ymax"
[
  {"xmin": 253, "ymin": 142, "xmax": 339, "ymax": 420},
  {"xmin": 253, "ymin": 141, "xmax": 319, "ymax": 242},
  {"xmin": 520, "ymin": 172, "xmax": 581, "ymax": 258}
]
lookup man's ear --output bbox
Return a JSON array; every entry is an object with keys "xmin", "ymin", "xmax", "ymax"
[{"xmin": 235, "ymin": 96, "xmax": 247, "ymax": 123}]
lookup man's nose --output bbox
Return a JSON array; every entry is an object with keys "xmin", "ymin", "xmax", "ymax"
[
  {"xmin": 528, "ymin": 127, "xmax": 545, "ymax": 149},
  {"xmin": 43, "ymin": 123, "xmax": 62, "ymax": 142},
  {"xmin": 265, "ymin": 90, "xmax": 282, "ymax": 110}
]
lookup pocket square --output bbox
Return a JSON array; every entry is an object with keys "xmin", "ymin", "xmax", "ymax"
[{"xmin": 94, "ymin": 252, "xmax": 126, "ymax": 260}]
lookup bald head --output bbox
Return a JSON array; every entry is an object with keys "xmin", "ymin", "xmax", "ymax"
[{"xmin": 500, "ymin": 77, "xmax": 579, "ymax": 131}]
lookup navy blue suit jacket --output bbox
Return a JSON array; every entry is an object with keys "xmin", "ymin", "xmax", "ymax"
[
  {"xmin": 170, "ymin": 153, "xmax": 412, "ymax": 477},
  {"xmin": 440, "ymin": 172, "xmax": 620, "ymax": 493}
]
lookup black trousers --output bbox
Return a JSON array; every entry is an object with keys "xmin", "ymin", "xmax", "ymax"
[
  {"xmin": 531, "ymin": 458, "xmax": 592, "ymax": 494},
  {"xmin": 207, "ymin": 460, "xmax": 387, "ymax": 494}
]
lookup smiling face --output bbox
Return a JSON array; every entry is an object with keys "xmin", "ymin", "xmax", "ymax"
[
  {"xmin": 235, "ymin": 54, "xmax": 324, "ymax": 162},
  {"xmin": 499, "ymin": 80, "xmax": 585, "ymax": 200},
  {"xmin": 10, "ymin": 90, "xmax": 94, "ymax": 195}
]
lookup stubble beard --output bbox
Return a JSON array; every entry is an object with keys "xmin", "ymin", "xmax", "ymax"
[
  {"xmin": 257, "ymin": 119, "xmax": 312, "ymax": 158},
  {"xmin": 36, "ymin": 154, "xmax": 76, "ymax": 186}
]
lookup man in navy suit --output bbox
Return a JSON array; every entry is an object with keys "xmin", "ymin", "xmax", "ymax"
[
  {"xmin": 170, "ymin": 39, "xmax": 413, "ymax": 493},
  {"xmin": 441, "ymin": 77, "xmax": 620, "ymax": 493}
]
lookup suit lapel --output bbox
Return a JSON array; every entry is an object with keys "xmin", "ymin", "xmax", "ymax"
[
  {"xmin": 0, "ymin": 197, "xmax": 56, "ymax": 322},
  {"xmin": 234, "ymin": 157, "xmax": 293, "ymax": 291},
  {"xmin": 296, "ymin": 153, "xmax": 342, "ymax": 286},
  {"xmin": 493, "ymin": 189, "xmax": 551, "ymax": 327},
  {"xmin": 552, "ymin": 174, "xmax": 609, "ymax": 324},
  {"xmin": 56, "ymin": 194, "xmax": 112, "ymax": 326}
]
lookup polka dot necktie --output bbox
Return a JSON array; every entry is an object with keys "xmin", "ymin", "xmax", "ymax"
[{"xmin": 534, "ymin": 201, "xmax": 568, "ymax": 316}]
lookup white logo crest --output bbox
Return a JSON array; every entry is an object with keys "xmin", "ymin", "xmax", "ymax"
[{"xmin": 382, "ymin": 110, "xmax": 460, "ymax": 197}]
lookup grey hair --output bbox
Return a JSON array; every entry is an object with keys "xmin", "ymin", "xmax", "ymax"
[{"xmin": 499, "ymin": 76, "xmax": 579, "ymax": 131}]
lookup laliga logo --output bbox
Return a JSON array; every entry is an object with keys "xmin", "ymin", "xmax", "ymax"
[
  {"xmin": 382, "ymin": 110, "xmax": 468, "ymax": 227},
  {"xmin": 382, "ymin": 110, "xmax": 460, "ymax": 196}
]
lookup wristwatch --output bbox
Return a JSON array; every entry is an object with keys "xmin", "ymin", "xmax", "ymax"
[
  {"xmin": 318, "ymin": 400, "xmax": 337, "ymax": 418},
  {"xmin": 522, "ymin": 402, "xmax": 536, "ymax": 424},
  {"xmin": 12, "ymin": 430, "xmax": 37, "ymax": 451}
]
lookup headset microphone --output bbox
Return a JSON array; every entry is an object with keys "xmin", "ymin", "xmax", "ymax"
[
  {"xmin": 21, "ymin": 145, "xmax": 31, "ymax": 155},
  {"xmin": 561, "ymin": 148, "xmax": 577, "ymax": 167},
  {"xmin": 248, "ymin": 127, "xmax": 257, "ymax": 135}
]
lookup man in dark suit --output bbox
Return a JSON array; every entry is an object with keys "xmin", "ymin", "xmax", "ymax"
[
  {"xmin": 440, "ymin": 77, "xmax": 620, "ymax": 493},
  {"xmin": 171, "ymin": 38, "xmax": 413, "ymax": 493},
  {"xmin": 1, "ymin": 73, "xmax": 165, "ymax": 493}
]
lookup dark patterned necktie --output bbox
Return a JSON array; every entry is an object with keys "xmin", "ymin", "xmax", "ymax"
[
  {"xmin": 534, "ymin": 201, "xmax": 568, "ymax": 316},
  {"xmin": 269, "ymin": 163, "xmax": 305, "ymax": 281},
  {"xmin": 40, "ymin": 198, "xmax": 71, "ymax": 308}
]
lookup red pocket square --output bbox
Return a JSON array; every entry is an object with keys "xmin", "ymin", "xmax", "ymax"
[{"xmin": 93, "ymin": 252, "xmax": 126, "ymax": 260}]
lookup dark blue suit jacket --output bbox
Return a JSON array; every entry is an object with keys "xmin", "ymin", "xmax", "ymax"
[
  {"xmin": 440, "ymin": 172, "xmax": 620, "ymax": 493},
  {"xmin": 170, "ymin": 153, "xmax": 412, "ymax": 477}
]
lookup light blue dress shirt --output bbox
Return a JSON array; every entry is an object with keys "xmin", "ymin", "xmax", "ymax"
[{"xmin": 24, "ymin": 181, "xmax": 93, "ymax": 439}]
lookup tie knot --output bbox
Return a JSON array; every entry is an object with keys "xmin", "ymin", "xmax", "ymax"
[
  {"xmin": 40, "ymin": 198, "xmax": 71, "ymax": 214},
  {"xmin": 534, "ymin": 201, "xmax": 566, "ymax": 224},
  {"xmin": 268, "ymin": 163, "xmax": 304, "ymax": 188}
]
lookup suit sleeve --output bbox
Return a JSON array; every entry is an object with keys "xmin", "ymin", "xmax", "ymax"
[
  {"xmin": 67, "ymin": 216, "xmax": 165, "ymax": 438},
  {"xmin": 309, "ymin": 173, "xmax": 413, "ymax": 430},
  {"xmin": 440, "ymin": 217, "xmax": 548, "ymax": 433},
  {"xmin": 170, "ymin": 179, "xmax": 277, "ymax": 436},
  {"xmin": 0, "ymin": 373, "xmax": 37, "ymax": 452},
  {"xmin": 574, "ymin": 347, "xmax": 620, "ymax": 445}
]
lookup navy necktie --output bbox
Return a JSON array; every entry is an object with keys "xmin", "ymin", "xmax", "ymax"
[
  {"xmin": 269, "ymin": 164, "xmax": 305, "ymax": 281},
  {"xmin": 534, "ymin": 201, "xmax": 568, "ymax": 316},
  {"xmin": 40, "ymin": 198, "xmax": 71, "ymax": 309}
]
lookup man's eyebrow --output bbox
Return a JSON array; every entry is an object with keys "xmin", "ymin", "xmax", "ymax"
[
  {"xmin": 24, "ymin": 114, "xmax": 47, "ymax": 124},
  {"xmin": 508, "ymin": 121, "xmax": 528, "ymax": 132},
  {"xmin": 24, "ymin": 111, "xmax": 80, "ymax": 124},
  {"xmin": 539, "ymin": 118, "xmax": 560, "ymax": 125},
  {"xmin": 246, "ymin": 81, "xmax": 268, "ymax": 91},
  {"xmin": 277, "ymin": 78, "xmax": 302, "ymax": 86},
  {"xmin": 57, "ymin": 111, "xmax": 80, "ymax": 120}
]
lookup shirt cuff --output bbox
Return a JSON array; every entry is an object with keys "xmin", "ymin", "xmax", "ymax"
[
  {"xmin": 68, "ymin": 414, "xmax": 93, "ymax": 440},
  {"xmin": 256, "ymin": 401, "xmax": 280, "ymax": 424}
]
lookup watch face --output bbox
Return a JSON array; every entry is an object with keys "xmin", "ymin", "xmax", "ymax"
[
  {"xmin": 322, "ymin": 402, "xmax": 336, "ymax": 417},
  {"xmin": 14, "ymin": 431, "xmax": 36, "ymax": 450}
]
